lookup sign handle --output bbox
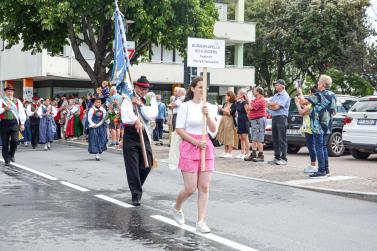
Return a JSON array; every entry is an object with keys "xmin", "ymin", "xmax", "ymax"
[{"xmin": 201, "ymin": 67, "xmax": 208, "ymax": 172}]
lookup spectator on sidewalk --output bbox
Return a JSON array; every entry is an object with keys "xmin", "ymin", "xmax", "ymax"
[
  {"xmin": 108, "ymin": 103, "xmax": 121, "ymax": 146},
  {"xmin": 216, "ymin": 91, "xmax": 238, "ymax": 158},
  {"xmin": 167, "ymin": 95, "xmax": 175, "ymax": 146},
  {"xmin": 245, "ymin": 87, "xmax": 267, "ymax": 162},
  {"xmin": 267, "ymin": 79, "xmax": 290, "ymax": 165},
  {"xmin": 295, "ymin": 86, "xmax": 318, "ymax": 173},
  {"xmin": 170, "ymin": 87, "xmax": 186, "ymax": 131},
  {"xmin": 299, "ymin": 75, "xmax": 337, "ymax": 178},
  {"xmin": 153, "ymin": 95, "xmax": 166, "ymax": 146},
  {"xmin": 236, "ymin": 89, "xmax": 250, "ymax": 159}
]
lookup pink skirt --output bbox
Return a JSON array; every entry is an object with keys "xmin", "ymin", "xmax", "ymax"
[{"xmin": 178, "ymin": 133, "xmax": 215, "ymax": 173}]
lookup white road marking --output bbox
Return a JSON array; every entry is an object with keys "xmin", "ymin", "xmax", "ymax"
[
  {"xmin": 0, "ymin": 159, "xmax": 58, "ymax": 181},
  {"xmin": 94, "ymin": 194, "xmax": 134, "ymax": 208},
  {"xmin": 150, "ymin": 215, "xmax": 258, "ymax": 251},
  {"xmin": 60, "ymin": 181, "xmax": 90, "ymax": 192},
  {"xmin": 285, "ymin": 176, "xmax": 356, "ymax": 185}
]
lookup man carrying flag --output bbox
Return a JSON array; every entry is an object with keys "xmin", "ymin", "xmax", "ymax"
[
  {"xmin": 121, "ymin": 76, "xmax": 158, "ymax": 206},
  {"xmin": 0, "ymin": 84, "xmax": 26, "ymax": 166},
  {"xmin": 112, "ymin": 2, "xmax": 158, "ymax": 206}
]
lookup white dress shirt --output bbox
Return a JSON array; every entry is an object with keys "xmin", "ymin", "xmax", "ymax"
[
  {"xmin": 88, "ymin": 106, "xmax": 106, "ymax": 128},
  {"xmin": 38, "ymin": 105, "xmax": 57, "ymax": 118},
  {"xmin": 121, "ymin": 95, "xmax": 158, "ymax": 125},
  {"xmin": 26, "ymin": 104, "xmax": 41, "ymax": 118},
  {"xmin": 0, "ymin": 98, "xmax": 27, "ymax": 125}
]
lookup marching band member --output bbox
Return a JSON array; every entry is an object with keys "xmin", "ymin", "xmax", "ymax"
[
  {"xmin": 26, "ymin": 96, "xmax": 41, "ymax": 149},
  {"xmin": 0, "ymin": 84, "xmax": 26, "ymax": 166},
  {"xmin": 87, "ymin": 97, "xmax": 107, "ymax": 161},
  {"xmin": 121, "ymin": 76, "xmax": 158, "ymax": 206},
  {"xmin": 38, "ymin": 98, "xmax": 57, "ymax": 150}
]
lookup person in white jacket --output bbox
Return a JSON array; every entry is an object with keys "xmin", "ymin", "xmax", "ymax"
[
  {"xmin": 0, "ymin": 84, "xmax": 26, "ymax": 165},
  {"xmin": 38, "ymin": 98, "xmax": 57, "ymax": 150}
]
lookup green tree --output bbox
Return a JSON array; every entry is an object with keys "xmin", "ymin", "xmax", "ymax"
[
  {"xmin": 0, "ymin": 0, "xmax": 218, "ymax": 86},
  {"xmin": 237, "ymin": 0, "xmax": 374, "ymax": 96}
]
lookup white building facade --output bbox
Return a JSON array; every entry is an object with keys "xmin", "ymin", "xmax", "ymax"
[{"xmin": 0, "ymin": 0, "xmax": 255, "ymax": 103}]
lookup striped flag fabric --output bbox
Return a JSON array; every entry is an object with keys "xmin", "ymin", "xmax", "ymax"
[{"xmin": 111, "ymin": 1, "xmax": 134, "ymax": 97}]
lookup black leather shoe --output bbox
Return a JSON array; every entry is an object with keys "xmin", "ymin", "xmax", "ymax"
[
  {"xmin": 10, "ymin": 157, "xmax": 15, "ymax": 163},
  {"xmin": 132, "ymin": 200, "xmax": 141, "ymax": 206},
  {"xmin": 4, "ymin": 161, "xmax": 10, "ymax": 166}
]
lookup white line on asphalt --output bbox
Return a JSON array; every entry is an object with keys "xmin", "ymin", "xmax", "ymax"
[
  {"xmin": 285, "ymin": 176, "xmax": 357, "ymax": 185},
  {"xmin": 0, "ymin": 159, "xmax": 59, "ymax": 181},
  {"xmin": 150, "ymin": 215, "xmax": 258, "ymax": 251},
  {"xmin": 60, "ymin": 181, "xmax": 90, "ymax": 192},
  {"xmin": 94, "ymin": 194, "xmax": 134, "ymax": 208}
]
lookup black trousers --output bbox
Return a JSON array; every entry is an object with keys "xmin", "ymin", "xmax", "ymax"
[
  {"xmin": 272, "ymin": 115, "xmax": 288, "ymax": 161},
  {"xmin": 30, "ymin": 123, "xmax": 40, "ymax": 147},
  {"xmin": 123, "ymin": 126, "xmax": 153, "ymax": 201},
  {"xmin": 55, "ymin": 120, "xmax": 61, "ymax": 139},
  {"xmin": 1, "ymin": 119, "xmax": 19, "ymax": 162},
  {"xmin": 153, "ymin": 118, "xmax": 164, "ymax": 141},
  {"xmin": 172, "ymin": 113, "xmax": 177, "ymax": 131}
]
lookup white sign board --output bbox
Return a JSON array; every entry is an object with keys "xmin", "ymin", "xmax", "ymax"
[
  {"xmin": 187, "ymin": 37, "xmax": 225, "ymax": 69},
  {"xmin": 126, "ymin": 41, "xmax": 135, "ymax": 50},
  {"xmin": 23, "ymin": 87, "xmax": 33, "ymax": 102}
]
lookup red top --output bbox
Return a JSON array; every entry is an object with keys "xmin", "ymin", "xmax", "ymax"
[
  {"xmin": 248, "ymin": 96, "xmax": 266, "ymax": 119},
  {"xmin": 80, "ymin": 105, "xmax": 85, "ymax": 121}
]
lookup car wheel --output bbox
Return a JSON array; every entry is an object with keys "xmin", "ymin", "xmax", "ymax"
[
  {"xmin": 350, "ymin": 149, "xmax": 371, "ymax": 159},
  {"xmin": 327, "ymin": 132, "xmax": 345, "ymax": 157},
  {"xmin": 287, "ymin": 145, "xmax": 301, "ymax": 154}
]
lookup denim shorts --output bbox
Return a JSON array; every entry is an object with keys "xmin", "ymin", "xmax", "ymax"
[{"xmin": 250, "ymin": 117, "xmax": 266, "ymax": 142}]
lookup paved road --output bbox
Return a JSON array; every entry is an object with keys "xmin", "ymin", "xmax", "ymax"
[{"xmin": 1, "ymin": 143, "xmax": 377, "ymax": 251}]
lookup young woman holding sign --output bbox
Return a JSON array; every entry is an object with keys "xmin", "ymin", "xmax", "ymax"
[{"xmin": 172, "ymin": 77, "xmax": 217, "ymax": 233}]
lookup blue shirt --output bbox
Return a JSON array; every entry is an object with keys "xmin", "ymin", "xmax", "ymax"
[
  {"xmin": 307, "ymin": 90, "xmax": 337, "ymax": 135},
  {"xmin": 156, "ymin": 102, "xmax": 166, "ymax": 120},
  {"xmin": 269, "ymin": 90, "xmax": 290, "ymax": 117}
]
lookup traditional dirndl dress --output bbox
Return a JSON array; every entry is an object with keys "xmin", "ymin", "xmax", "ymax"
[
  {"xmin": 39, "ymin": 107, "xmax": 56, "ymax": 144},
  {"xmin": 88, "ymin": 109, "xmax": 107, "ymax": 154}
]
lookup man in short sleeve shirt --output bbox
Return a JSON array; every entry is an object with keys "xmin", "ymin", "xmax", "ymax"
[{"xmin": 267, "ymin": 79, "xmax": 290, "ymax": 165}]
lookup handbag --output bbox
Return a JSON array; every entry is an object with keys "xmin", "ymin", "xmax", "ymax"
[{"xmin": 168, "ymin": 102, "xmax": 188, "ymax": 170}]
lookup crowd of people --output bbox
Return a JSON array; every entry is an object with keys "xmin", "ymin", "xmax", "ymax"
[{"xmin": 0, "ymin": 74, "xmax": 338, "ymax": 234}]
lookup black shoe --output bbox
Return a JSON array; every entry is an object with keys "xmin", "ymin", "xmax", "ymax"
[
  {"xmin": 32, "ymin": 145, "xmax": 37, "ymax": 149},
  {"xmin": 4, "ymin": 161, "xmax": 10, "ymax": 166},
  {"xmin": 132, "ymin": 200, "xmax": 141, "ymax": 206},
  {"xmin": 10, "ymin": 157, "xmax": 15, "ymax": 163},
  {"xmin": 309, "ymin": 172, "xmax": 327, "ymax": 179}
]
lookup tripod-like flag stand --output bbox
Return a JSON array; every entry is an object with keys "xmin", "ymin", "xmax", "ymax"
[{"xmin": 187, "ymin": 37, "xmax": 225, "ymax": 171}]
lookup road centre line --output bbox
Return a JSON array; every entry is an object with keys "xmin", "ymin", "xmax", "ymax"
[
  {"xmin": 60, "ymin": 181, "xmax": 90, "ymax": 192},
  {"xmin": 150, "ymin": 215, "xmax": 259, "ymax": 251},
  {"xmin": 94, "ymin": 194, "xmax": 134, "ymax": 208},
  {"xmin": 285, "ymin": 176, "xmax": 357, "ymax": 186},
  {"xmin": 0, "ymin": 159, "xmax": 58, "ymax": 181}
]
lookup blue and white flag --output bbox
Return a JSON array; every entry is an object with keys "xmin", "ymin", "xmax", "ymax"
[{"xmin": 111, "ymin": 1, "xmax": 134, "ymax": 97}]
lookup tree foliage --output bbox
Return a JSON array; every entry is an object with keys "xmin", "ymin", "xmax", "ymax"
[
  {"xmin": 237, "ymin": 0, "xmax": 375, "ymax": 96},
  {"xmin": 0, "ymin": 0, "xmax": 218, "ymax": 86}
]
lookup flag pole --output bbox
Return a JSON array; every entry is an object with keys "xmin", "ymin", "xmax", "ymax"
[
  {"xmin": 114, "ymin": 1, "xmax": 149, "ymax": 168},
  {"xmin": 201, "ymin": 67, "xmax": 208, "ymax": 172}
]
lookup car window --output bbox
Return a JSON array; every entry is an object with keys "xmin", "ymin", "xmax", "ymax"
[
  {"xmin": 350, "ymin": 100, "xmax": 377, "ymax": 112},
  {"xmin": 337, "ymin": 100, "xmax": 356, "ymax": 113},
  {"xmin": 289, "ymin": 99, "xmax": 298, "ymax": 114}
]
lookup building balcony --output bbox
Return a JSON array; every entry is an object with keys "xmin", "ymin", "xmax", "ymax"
[{"xmin": 214, "ymin": 21, "xmax": 256, "ymax": 44}]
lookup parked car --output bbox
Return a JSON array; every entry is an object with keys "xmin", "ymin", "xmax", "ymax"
[
  {"xmin": 343, "ymin": 96, "xmax": 377, "ymax": 159},
  {"xmin": 265, "ymin": 95, "xmax": 358, "ymax": 157}
]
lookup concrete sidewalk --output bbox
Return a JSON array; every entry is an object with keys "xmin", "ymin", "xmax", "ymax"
[{"xmin": 58, "ymin": 138, "xmax": 377, "ymax": 202}]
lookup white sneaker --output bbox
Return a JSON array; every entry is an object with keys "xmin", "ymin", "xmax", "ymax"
[
  {"xmin": 276, "ymin": 160, "xmax": 287, "ymax": 165},
  {"xmin": 219, "ymin": 152, "xmax": 227, "ymax": 158},
  {"xmin": 224, "ymin": 153, "xmax": 232, "ymax": 158},
  {"xmin": 95, "ymin": 153, "xmax": 100, "ymax": 161},
  {"xmin": 304, "ymin": 165, "xmax": 318, "ymax": 173},
  {"xmin": 24, "ymin": 142, "xmax": 28, "ymax": 147},
  {"xmin": 44, "ymin": 144, "xmax": 48, "ymax": 151},
  {"xmin": 172, "ymin": 204, "xmax": 185, "ymax": 225},
  {"xmin": 196, "ymin": 221, "xmax": 211, "ymax": 233}
]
